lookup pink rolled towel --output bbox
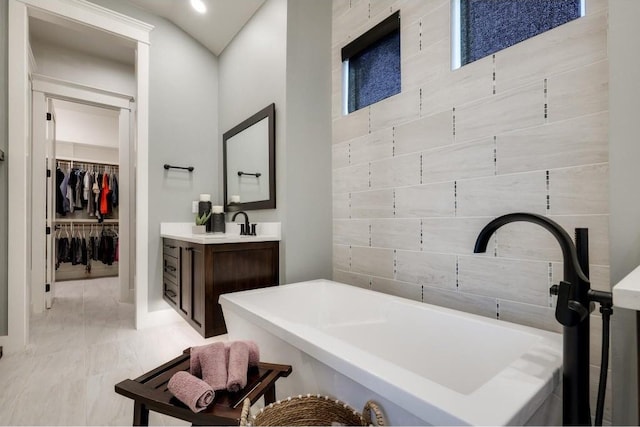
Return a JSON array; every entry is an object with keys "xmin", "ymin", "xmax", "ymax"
[
  {"xmin": 198, "ymin": 341, "xmax": 228, "ymax": 391},
  {"xmin": 226, "ymin": 341, "xmax": 250, "ymax": 393},
  {"xmin": 167, "ymin": 371, "xmax": 214, "ymax": 413},
  {"xmin": 191, "ymin": 341, "xmax": 260, "ymax": 378},
  {"xmin": 226, "ymin": 340, "xmax": 260, "ymax": 367}
]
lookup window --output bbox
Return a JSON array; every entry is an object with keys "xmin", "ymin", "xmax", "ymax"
[
  {"xmin": 342, "ymin": 11, "xmax": 401, "ymax": 114},
  {"xmin": 453, "ymin": 0, "xmax": 584, "ymax": 68}
]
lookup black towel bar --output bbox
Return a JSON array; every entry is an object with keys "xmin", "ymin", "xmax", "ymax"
[{"xmin": 164, "ymin": 164, "xmax": 194, "ymax": 172}]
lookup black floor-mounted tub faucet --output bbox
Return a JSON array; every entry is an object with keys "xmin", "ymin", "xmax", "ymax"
[{"xmin": 474, "ymin": 213, "xmax": 612, "ymax": 426}]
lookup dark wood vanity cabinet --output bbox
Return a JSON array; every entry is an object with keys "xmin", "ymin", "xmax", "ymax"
[{"xmin": 162, "ymin": 238, "xmax": 279, "ymax": 337}]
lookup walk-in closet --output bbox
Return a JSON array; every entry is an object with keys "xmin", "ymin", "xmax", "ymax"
[
  {"xmin": 50, "ymin": 99, "xmax": 122, "ymax": 286},
  {"xmin": 54, "ymin": 159, "xmax": 120, "ymax": 281}
]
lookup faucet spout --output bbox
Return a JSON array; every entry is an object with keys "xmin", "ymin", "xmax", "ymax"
[
  {"xmin": 473, "ymin": 212, "xmax": 589, "ymax": 284},
  {"xmin": 232, "ymin": 211, "xmax": 250, "ymax": 235}
]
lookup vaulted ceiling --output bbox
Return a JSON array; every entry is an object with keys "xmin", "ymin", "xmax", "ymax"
[{"xmin": 126, "ymin": 0, "xmax": 266, "ymax": 56}]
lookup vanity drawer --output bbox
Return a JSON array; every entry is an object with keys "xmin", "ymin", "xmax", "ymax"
[
  {"xmin": 163, "ymin": 254, "xmax": 180, "ymax": 281},
  {"xmin": 163, "ymin": 278, "xmax": 178, "ymax": 305},
  {"xmin": 163, "ymin": 240, "xmax": 180, "ymax": 258}
]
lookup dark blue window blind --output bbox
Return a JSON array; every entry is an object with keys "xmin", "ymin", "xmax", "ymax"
[
  {"xmin": 461, "ymin": 0, "xmax": 581, "ymax": 66},
  {"xmin": 342, "ymin": 12, "xmax": 401, "ymax": 114}
]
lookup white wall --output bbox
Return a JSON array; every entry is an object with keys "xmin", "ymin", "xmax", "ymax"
[
  {"xmin": 284, "ymin": 0, "xmax": 332, "ymax": 283},
  {"xmin": 54, "ymin": 101, "xmax": 119, "ymax": 164},
  {"xmin": 30, "ymin": 40, "xmax": 135, "ymax": 96},
  {"xmin": 218, "ymin": 0, "xmax": 333, "ymax": 284},
  {"xmin": 88, "ymin": 0, "xmax": 220, "ymax": 312},
  {"xmin": 609, "ymin": 0, "xmax": 640, "ymax": 423},
  {"xmin": 54, "ymin": 101, "xmax": 119, "ymax": 148},
  {"xmin": 218, "ymin": 0, "xmax": 288, "ymax": 273}
]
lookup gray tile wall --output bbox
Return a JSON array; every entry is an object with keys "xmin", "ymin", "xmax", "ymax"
[{"xmin": 332, "ymin": 0, "xmax": 610, "ymax": 420}]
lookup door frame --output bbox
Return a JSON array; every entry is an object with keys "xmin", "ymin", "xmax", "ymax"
[
  {"xmin": 31, "ymin": 76, "xmax": 134, "ymax": 313},
  {"xmin": 6, "ymin": 0, "xmax": 152, "ymax": 352}
]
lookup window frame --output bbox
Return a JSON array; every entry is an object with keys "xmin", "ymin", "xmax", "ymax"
[
  {"xmin": 451, "ymin": 0, "xmax": 586, "ymax": 70},
  {"xmin": 341, "ymin": 11, "xmax": 401, "ymax": 115}
]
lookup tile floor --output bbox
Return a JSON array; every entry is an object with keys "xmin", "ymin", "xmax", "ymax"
[{"xmin": 0, "ymin": 277, "xmax": 227, "ymax": 426}]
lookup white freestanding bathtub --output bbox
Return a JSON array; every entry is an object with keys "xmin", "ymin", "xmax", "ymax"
[{"xmin": 220, "ymin": 280, "xmax": 563, "ymax": 425}]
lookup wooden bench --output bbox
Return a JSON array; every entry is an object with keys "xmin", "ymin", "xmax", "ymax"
[{"xmin": 115, "ymin": 348, "xmax": 292, "ymax": 426}]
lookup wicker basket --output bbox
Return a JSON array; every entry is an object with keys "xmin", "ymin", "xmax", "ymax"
[{"xmin": 240, "ymin": 395, "xmax": 385, "ymax": 426}]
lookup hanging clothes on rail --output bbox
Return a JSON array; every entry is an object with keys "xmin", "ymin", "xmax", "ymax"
[
  {"xmin": 56, "ymin": 167, "xmax": 66, "ymax": 216},
  {"xmin": 55, "ymin": 224, "xmax": 118, "ymax": 271}
]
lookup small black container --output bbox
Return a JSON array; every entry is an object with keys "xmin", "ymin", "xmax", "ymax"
[
  {"xmin": 198, "ymin": 201, "xmax": 213, "ymax": 232},
  {"xmin": 212, "ymin": 213, "xmax": 226, "ymax": 233}
]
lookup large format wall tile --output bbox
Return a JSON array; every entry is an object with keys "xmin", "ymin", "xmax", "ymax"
[
  {"xmin": 458, "ymin": 256, "xmax": 550, "ymax": 306},
  {"xmin": 370, "ymin": 153, "xmax": 421, "ymax": 189},
  {"xmin": 402, "ymin": 39, "xmax": 449, "ymax": 93},
  {"xmin": 395, "ymin": 251, "xmax": 456, "ymax": 289},
  {"xmin": 333, "ymin": 107, "xmax": 369, "ymax": 144},
  {"xmin": 332, "ymin": 0, "xmax": 370, "ymax": 47},
  {"xmin": 351, "ymin": 188, "xmax": 394, "ymax": 218},
  {"xmin": 456, "ymin": 172, "xmax": 546, "ymax": 217},
  {"xmin": 422, "ymin": 217, "xmax": 497, "ymax": 255},
  {"xmin": 333, "ymin": 269, "xmax": 371, "ymax": 289},
  {"xmin": 332, "ymin": 142, "xmax": 350, "ymax": 169},
  {"xmin": 370, "ymin": 89, "xmax": 421, "ymax": 132},
  {"xmin": 395, "ymin": 182, "xmax": 454, "ymax": 218},
  {"xmin": 548, "ymin": 164, "xmax": 609, "ymax": 215},
  {"xmin": 333, "ymin": 244, "xmax": 351, "ymax": 271},
  {"xmin": 333, "ymin": 192, "xmax": 350, "ymax": 219},
  {"xmin": 422, "ymin": 285, "xmax": 498, "ymax": 319},
  {"xmin": 394, "ymin": 110, "xmax": 453, "ymax": 156},
  {"xmin": 371, "ymin": 219, "xmax": 421, "ymax": 251},
  {"xmin": 421, "ymin": 138, "xmax": 494, "ymax": 184},
  {"xmin": 333, "ymin": 219, "xmax": 370, "ymax": 246},
  {"xmin": 370, "ymin": 277, "xmax": 422, "ymax": 302},
  {"xmin": 455, "ymin": 82, "xmax": 544, "ymax": 143},
  {"xmin": 333, "ymin": 163, "xmax": 370, "ymax": 194},
  {"xmin": 351, "ymin": 246, "xmax": 395, "ymax": 279},
  {"xmin": 547, "ymin": 60, "xmax": 609, "ymax": 123},
  {"xmin": 497, "ymin": 300, "xmax": 562, "ymax": 333},
  {"xmin": 350, "ymin": 128, "xmax": 394, "ymax": 166},
  {"xmin": 421, "ymin": 54, "xmax": 494, "ymax": 117},
  {"xmin": 497, "ymin": 112, "xmax": 609, "ymax": 174}
]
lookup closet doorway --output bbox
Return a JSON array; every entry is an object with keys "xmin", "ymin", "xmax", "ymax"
[{"xmin": 31, "ymin": 81, "xmax": 134, "ymax": 313}]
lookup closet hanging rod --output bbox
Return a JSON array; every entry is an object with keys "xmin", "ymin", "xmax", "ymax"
[
  {"xmin": 56, "ymin": 157, "xmax": 119, "ymax": 167},
  {"xmin": 54, "ymin": 219, "xmax": 119, "ymax": 224},
  {"xmin": 164, "ymin": 164, "xmax": 194, "ymax": 172}
]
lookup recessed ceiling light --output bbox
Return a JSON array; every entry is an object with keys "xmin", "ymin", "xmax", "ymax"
[{"xmin": 190, "ymin": 0, "xmax": 207, "ymax": 14}]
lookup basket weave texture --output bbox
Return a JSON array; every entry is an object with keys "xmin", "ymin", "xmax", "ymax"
[{"xmin": 240, "ymin": 395, "xmax": 385, "ymax": 426}]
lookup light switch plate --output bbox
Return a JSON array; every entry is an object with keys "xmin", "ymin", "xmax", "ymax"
[{"xmin": 192, "ymin": 201, "xmax": 198, "ymax": 213}]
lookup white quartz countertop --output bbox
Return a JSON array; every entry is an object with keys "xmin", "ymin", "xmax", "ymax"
[
  {"xmin": 612, "ymin": 264, "xmax": 640, "ymax": 311},
  {"xmin": 160, "ymin": 222, "xmax": 280, "ymax": 244}
]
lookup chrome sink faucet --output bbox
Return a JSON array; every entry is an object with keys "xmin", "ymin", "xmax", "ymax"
[{"xmin": 232, "ymin": 211, "xmax": 255, "ymax": 236}]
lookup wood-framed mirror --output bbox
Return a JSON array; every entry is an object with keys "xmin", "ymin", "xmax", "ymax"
[{"xmin": 223, "ymin": 103, "xmax": 276, "ymax": 211}]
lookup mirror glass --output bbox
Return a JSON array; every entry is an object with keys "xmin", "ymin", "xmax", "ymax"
[{"xmin": 223, "ymin": 103, "xmax": 275, "ymax": 211}]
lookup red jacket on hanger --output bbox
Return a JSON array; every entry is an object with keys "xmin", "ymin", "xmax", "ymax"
[{"xmin": 100, "ymin": 173, "xmax": 110, "ymax": 215}]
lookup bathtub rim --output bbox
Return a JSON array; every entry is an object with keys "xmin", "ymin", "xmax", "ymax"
[{"xmin": 219, "ymin": 279, "xmax": 563, "ymax": 425}]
